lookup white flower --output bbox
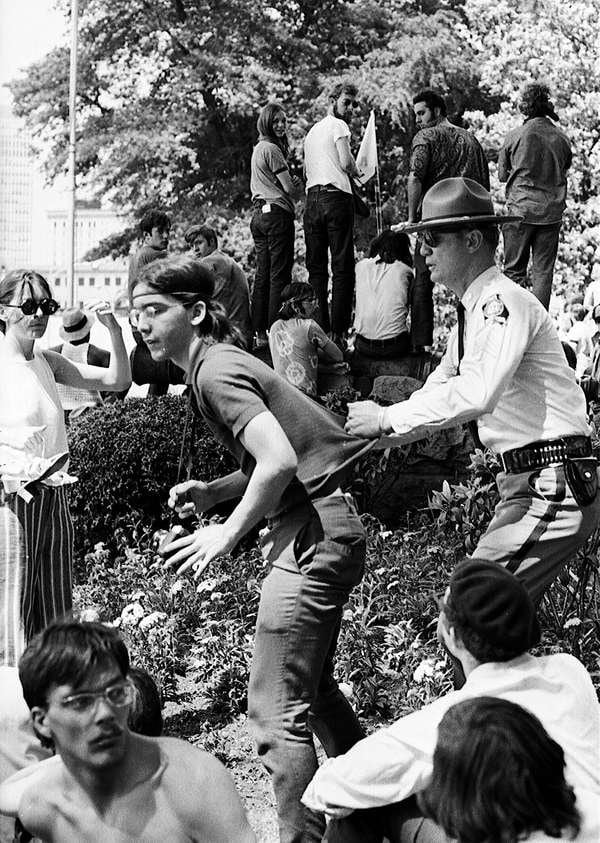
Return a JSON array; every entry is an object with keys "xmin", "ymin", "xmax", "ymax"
[
  {"xmin": 120, "ymin": 602, "xmax": 145, "ymax": 627},
  {"xmin": 413, "ymin": 657, "xmax": 436, "ymax": 683},
  {"xmin": 79, "ymin": 608, "xmax": 100, "ymax": 622},
  {"xmin": 139, "ymin": 611, "xmax": 167, "ymax": 631}
]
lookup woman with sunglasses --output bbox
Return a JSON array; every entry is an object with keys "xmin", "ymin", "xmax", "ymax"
[
  {"xmin": 250, "ymin": 102, "xmax": 301, "ymax": 349},
  {"xmin": 0, "ymin": 270, "xmax": 130, "ymax": 665},
  {"xmin": 130, "ymin": 255, "xmax": 375, "ymax": 842}
]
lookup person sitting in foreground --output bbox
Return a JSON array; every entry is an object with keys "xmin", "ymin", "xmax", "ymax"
[
  {"xmin": 302, "ymin": 558, "xmax": 600, "ymax": 843},
  {"xmin": 269, "ymin": 281, "xmax": 347, "ymax": 397},
  {"xmin": 419, "ymin": 696, "xmax": 599, "ymax": 843},
  {"xmin": 352, "ymin": 230, "xmax": 413, "ymax": 363},
  {"xmin": 0, "ymin": 621, "xmax": 255, "ymax": 843}
]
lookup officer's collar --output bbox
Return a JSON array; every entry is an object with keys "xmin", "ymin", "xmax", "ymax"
[{"xmin": 461, "ymin": 266, "xmax": 503, "ymax": 313}]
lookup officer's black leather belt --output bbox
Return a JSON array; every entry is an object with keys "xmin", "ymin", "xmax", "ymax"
[{"xmin": 500, "ymin": 435, "xmax": 592, "ymax": 474}]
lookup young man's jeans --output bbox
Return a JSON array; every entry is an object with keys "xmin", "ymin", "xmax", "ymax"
[
  {"xmin": 247, "ymin": 494, "xmax": 366, "ymax": 843},
  {"xmin": 250, "ymin": 206, "xmax": 295, "ymax": 331},
  {"xmin": 303, "ymin": 187, "xmax": 355, "ymax": 336},
  {"xmin": 410, "ymin": 241, "xmax": 434, "ymax": 348},
  {"xmin": 502, "ymin": 220, "xmax": 561, "ymax": 311}
]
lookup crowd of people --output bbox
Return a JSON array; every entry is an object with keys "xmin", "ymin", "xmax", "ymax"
[{"xmin": 0, "ymin": 75, "xmax": 599, "ymax": 843}]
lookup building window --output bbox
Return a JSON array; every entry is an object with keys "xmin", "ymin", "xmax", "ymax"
[
  {"xmin": 89, "ymin": 277, "xmax": 95, "ymax": 286},
  {"xmin": 104, "ymin": 277, "xmax": 111, "ymax": 285},
  {"xmin": 78, "ymin": 277, "xmax": 84, "ymax": 286},
  {"xmin": 55, "ymin": 277, "xmax": 61, "ymax": 286},
  {"xmin": 115, "ymin": 277, "xmax": 122, "ymax": 285}
]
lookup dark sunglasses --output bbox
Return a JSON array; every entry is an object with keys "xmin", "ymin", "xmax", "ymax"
[{"xmin": 3, "ymin": 298, "xmax": 60, "ymax": 316}]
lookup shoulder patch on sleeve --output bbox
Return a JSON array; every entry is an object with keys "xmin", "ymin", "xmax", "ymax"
[{"xmin": 482, "ymin": 294, "xmax": 509, "ymax": 325}]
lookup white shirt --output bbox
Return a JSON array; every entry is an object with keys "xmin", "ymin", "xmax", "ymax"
[
  {"xmin": 385, "ymin": 267, "xmax": 589, "ymax": 454},
  {"xmin": 301, "ymin": 653, "xmax": 600, "ymax": 818},
  {"xmin": 304, "ymin": 115, "xmax": 352, "ymax": 194},
  {"xmin": 0, "ymin": 343, "xmax": 71, "ymax": 491},
  {"xmin": 354, "ymin": 258, "xmax": 411, "ymax": 340}
]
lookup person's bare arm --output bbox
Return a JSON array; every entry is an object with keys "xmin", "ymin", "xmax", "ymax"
[
  {"xmin": 163, "ymin": 411, "xmax": 297, "ymax": 576},
  {"xmin": 336, "ymin": 136, "xmax": 361, "ymax": 178},
  {"xmin": 407, "ymin": 173, "xmax": 423, "ymax": 223},
  {"xmin": 44, "ymin": 306, "xmax": 131, "ymax": 392}
]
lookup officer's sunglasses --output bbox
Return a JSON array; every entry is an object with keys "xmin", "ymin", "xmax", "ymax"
[{"xmin": 3, "ymin": 298, "xmax": 60, "ymax": 316}]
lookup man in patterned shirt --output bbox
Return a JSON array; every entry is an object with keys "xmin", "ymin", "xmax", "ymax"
[{"xmin": 407, "ymin": 90, "xmax": 489, "ymax": 352}]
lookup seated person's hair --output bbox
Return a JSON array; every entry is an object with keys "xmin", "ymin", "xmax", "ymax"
[
  {"xmin": 139, "ymin": 209, "xmax": 171, "ymax": 236},
  {"xmin": 128, "ymin": 666, "xmax": 163, "ymax": 737},
  {"xmin": 418, "ymin": 697, "xmax": 580, "ymax": 843},
  {"xmin": 184, "ymin": 224, "xmax": 218, "ymax": 249},
  {"xmin": 570, "ymin": 303, "xmax": 586, "ymax": 322},
  {"xmin": 442, "ymin": 590, "xmax": 523, "ymax": 663},
  {"xmin": 19, "ymin": 621, "xmax": 129, "ymax": 710},
  {"xmin": 367, "ymin": 231, "xmax": 413, "ymax": 267},
  {"xmin": 278, "ymin": 282, "xmax": 316, "ymax": 319}
]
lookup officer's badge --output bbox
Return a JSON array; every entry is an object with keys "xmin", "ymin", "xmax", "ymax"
[{"xmin": 482, "ymin": 294, "xmax": 509, "ymax": 325}]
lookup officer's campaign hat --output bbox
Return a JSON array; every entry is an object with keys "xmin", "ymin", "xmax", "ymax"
[{"xmin": 404, "ymin": 177, "xmax": 522, "ymax": 233}]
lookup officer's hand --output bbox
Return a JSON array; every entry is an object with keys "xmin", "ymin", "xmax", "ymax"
[{"xmin": 345, "ymin": 400, "xmax": 386, "ymax": 438}]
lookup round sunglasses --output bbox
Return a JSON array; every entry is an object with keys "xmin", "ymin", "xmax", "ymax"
[{"xmin": 3, "ymin": 298, "xmax": 60, "ymax": 316}]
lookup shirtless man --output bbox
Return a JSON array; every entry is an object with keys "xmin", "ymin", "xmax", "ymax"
[{"xmin": 0, "ymin": 621, "xmax": 255, "ymax": 843}]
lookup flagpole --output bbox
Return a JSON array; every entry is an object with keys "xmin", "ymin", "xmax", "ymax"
[
  {"xmin": 67, "ymin": 0, "xmax": 78, "ymax": 307},
  {"xmin": 375, "ymin": 164, "xmax": 383, "ymax": 235}
]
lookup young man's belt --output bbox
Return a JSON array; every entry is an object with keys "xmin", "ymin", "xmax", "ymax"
[{"xmin": 500, "ymin": 435, "xmax": 592, "ymax": 474}]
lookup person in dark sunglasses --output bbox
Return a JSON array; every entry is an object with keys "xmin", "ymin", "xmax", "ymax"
[{"xmin": 0, "ymin": 270, "xmax": 131, "ymax": 667}]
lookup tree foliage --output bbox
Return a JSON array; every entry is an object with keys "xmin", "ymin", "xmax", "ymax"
[{"xmin": 9, "ymin": 0, "xmax": 600, "ymax": 282}]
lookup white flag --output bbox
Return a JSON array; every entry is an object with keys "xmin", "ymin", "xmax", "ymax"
[{"xmin": 356, "ymin": 110, "xmax": 378, "ymax": 185}]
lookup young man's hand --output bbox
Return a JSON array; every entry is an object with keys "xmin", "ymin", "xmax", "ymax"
[
  {"xmin": 168, "ymin": 480, "xmax": 216, "ymax": 517},
  {"xmin": 161, "ymin": 524, "xmax": 238, "ymax": 579}
]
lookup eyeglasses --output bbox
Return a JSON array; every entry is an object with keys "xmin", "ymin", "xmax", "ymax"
[
  {"xmin": 129, "ymin": 300, "xmax": 196, "ymax": 327},
  {"xmin": 3, "ymin": 298, "xmax": 60, "ymax": 316},
  {"xmin": 59, "ymin": 682, "xmax": 133, "ymax": 716},
  {"xmin": 421, "ymin": 230, "xmax": 445, "ymax": 247}
]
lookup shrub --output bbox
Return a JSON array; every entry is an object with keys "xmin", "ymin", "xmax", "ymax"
[{"xmin": 67, "ymin": 396, "xmax": 237, "ymax": 568}]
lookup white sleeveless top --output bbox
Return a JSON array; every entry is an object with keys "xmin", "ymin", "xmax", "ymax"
[{"xmin": 0, "ymin": 343, "xmax": 71, "ymax": 492}]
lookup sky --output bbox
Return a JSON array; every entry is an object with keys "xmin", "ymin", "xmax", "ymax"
[{"xmin": 0, "ymin": 0, "xmax": 66, "ymax": 103}]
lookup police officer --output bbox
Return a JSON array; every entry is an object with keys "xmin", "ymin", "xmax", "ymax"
[{"xmin": 346, "ymin": 177, "xmax": 600, "ymax": 603}]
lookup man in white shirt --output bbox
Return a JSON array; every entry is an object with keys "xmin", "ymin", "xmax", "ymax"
[
  {"xmin": 346, "ymin": 177, "xmax": 600, "ymax": 603},
  {"xmin": 302, "ymin": 559, "xmax": 600, "ymax": 842},
  {"xmin": 303, "ymin": 83, "xmax": 361, "ymax": 348}
]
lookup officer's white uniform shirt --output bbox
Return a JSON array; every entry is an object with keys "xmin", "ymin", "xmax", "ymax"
[{"xmin": 386, "ymin": 266, "xmax": 590, "ymax": 454}]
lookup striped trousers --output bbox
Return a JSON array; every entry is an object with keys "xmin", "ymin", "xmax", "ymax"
[{"xmin": 0, "ymin": 485, "xmax": 73, "ymax": 666}]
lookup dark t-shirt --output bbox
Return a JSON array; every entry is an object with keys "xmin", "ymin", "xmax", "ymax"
[
  {"xmin": 128, "ymin": 245, "xmax": 168, "ymax": 288},
  {"xmin": 498, "ymin": 117, "xmax": 572, "ymax": 223},
  {"xmin": 199, "ymin": 251, "xmax": 252, "ymax": 349},
  {"xmin": 410, "ymin": 121, "xmax": 490, "ymax": 211},
  {"xmin": 188, "ymin": 343, "xmax": 374, "ymax": 515}
]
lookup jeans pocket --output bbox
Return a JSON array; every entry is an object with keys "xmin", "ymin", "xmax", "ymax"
[
  {"xmin": 295, "ymin": 522, "xmax": 365, "ymax": 589},
  {"xmin": 528, "ymin": 465, "xmax": 566, "ymax": 504}
]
